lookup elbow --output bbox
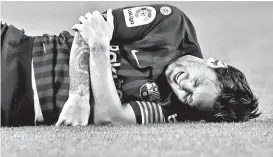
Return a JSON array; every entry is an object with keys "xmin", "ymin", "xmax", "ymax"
[
  {"xmin": 93, "ymin": 115, "xmax": 112, "ymax": 125},
  {"xmin": 94, "ymin": 120, "xmax": 112, "ymax": 125},
  {"xmin": 93, "ymin": 114, "xmax": 123, "ymax": 125},
  {"xmin": 93, "ymin": 114, "xmax": 134, "ymax": 125},
  {"xmin": 93, "ymin": 103, "xmax": 136, "ymax": 125}
]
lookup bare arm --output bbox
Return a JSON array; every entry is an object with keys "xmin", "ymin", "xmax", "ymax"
[
  {"xmin": 88, "ymin": 41, "xmax": 136, "ymax": 125},
  {"xmin": 68, "ymin": 32, "xmax": 90, "ymax": 95},
  {"xmin": 72, "ymin": 10, "xmax": 137, "ymax": 125},
  {"xmin": 56, "ymin": 32, "xmax": 91, "ymax": 126}
]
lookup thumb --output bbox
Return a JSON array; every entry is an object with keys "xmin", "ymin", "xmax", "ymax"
[
  {"xmin": 106, "ymin": 9, "xmax": 114, "ymax": 29},
  {"xmin": 72, "ymin": 24, "xmax": 83, "ymax": 31}
]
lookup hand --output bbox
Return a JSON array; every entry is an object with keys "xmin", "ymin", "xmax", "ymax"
[
  {"xmin": 55, "ymin": 91, "xmax": 90, "ymax": 127},
  {"xmin": 72, "ymin": 9, "xmax": 114, "ymax": 47}
]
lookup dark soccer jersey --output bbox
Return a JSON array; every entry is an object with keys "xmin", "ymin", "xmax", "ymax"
[{"xmin": 107, "ymin": 4, "xmax": 203, "ymax": 103}]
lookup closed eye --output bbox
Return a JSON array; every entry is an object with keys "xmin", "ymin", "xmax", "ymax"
[
  {"xmin": 194, "ymin": 79, "xmax": 200, "ymax": 87},
  {"xmin": 194, "ymin": 72, "xmax": 206, "ymax": 87},
  {"xmin": 194, "ymin": 77, "xmax": 203, "ymax": 87}
]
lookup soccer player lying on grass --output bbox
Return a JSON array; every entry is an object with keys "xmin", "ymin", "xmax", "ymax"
[
  {"xmin": 56, "ymin": 8, "xmax": 261, "ymax": 126},
  {"xmin": 1, "ymin": 4, "xmax": 260, "ymax": 126}
]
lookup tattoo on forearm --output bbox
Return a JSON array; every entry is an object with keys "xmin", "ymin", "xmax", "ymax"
[{"xmin": 69, "ymin": 32, "xmax": 90, "ymax": 93}]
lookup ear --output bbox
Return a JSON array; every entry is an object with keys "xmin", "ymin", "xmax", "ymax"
[{"xmin": 207, "ymin": 58, "xmax": 228, "ymax": 68}]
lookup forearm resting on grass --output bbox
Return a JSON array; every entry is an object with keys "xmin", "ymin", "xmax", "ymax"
[
  {"xmin": 89, "ymin": 41, "xmax": 136, "ymax": 125},
  {"xmin": 56, "ymin": 32, "xmax": 90, "ymax": 126}
]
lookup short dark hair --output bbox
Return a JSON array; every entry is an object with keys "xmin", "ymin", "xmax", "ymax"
[{"xmin": 212, "ymin": 65, "xmax": 261, "ymax": 122}]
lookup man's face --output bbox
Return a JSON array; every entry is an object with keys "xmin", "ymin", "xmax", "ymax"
[{"xmin": 165, "ymin": 55, "xmax": 225, "ymax": 113}]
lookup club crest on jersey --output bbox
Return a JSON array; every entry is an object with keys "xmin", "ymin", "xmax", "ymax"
[
  {"xmin": 139, "ymin": 82, "xmax": 160, "ymax": 102},
  {"xmin": 123, "ymin": 6, "xmax": 156, "ymax": 27},
  {"xmin": 160, "ymin": 6, "xmax": 172, "ymax": 16},
  {"xmin": 167, "ymin": 114, "xmax": 178, "ymax": 123}
]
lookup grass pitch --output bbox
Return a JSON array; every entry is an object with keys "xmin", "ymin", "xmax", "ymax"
[{"xmin": 1, "ymin": 120, "xmax": 273, "ymax": 157}]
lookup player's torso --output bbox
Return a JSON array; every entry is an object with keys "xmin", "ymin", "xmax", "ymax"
[{"xmin": 110, "ymin": 44, "xmax": 171, "ymax": 103}]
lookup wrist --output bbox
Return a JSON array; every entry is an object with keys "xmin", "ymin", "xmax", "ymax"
[
  {"xmin": 88, "ymin": 38, "xmax": 110, "ymax": 48},
  {"xmin": 89, "ymin": 41, "xmax": 111, "ymax": 62}
]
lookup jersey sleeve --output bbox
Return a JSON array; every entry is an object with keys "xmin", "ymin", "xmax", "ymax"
[
  {"xmin": 107, "ymin": 4, "xmax": 202, "ymax": 58},
  {"xmin": 127, "ymin": 101, "xmax": 179, "ymax": 124}
]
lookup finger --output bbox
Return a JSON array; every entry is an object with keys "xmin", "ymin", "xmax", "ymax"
[
  {"xmin": 106, "ymin": 9, "xmax": 114, "ymax": 28},
  {"xmin": 80, "ymin": 119, "xmax": 88, "ymax": 126},
  {"xmin": 93, "ymin": 11, "xmax": 105, "ymax": 21},
  {"xmin": 80, "ymin": 113, "xmax": 90, "ymax": 126},
  {"xmin": 92, "ymin": 11, "xmax": 101, "ymax": 17},
  {"xmin": 72, "ymin": 120, "xmax": 80, "ymax": 127},
  {"xmin": 64, "ymin": 120, "xmax": 72, "ymax": 126},
  {"xmin": 55, "ymin": 118, "xmax": 65, "ymax": 127},
  {"xmin": 72, "ymin": 24, "xmax": 83, "ymax": 31},
  {"xmin": 92, "ymin": 11, "xmax": 105, "ymax": 28},
  {"xmin": 85, "ymin": 12, "xmax": 93, "ymax": 20},
  {"xmin": 79, "ymin": 16, "xmax": 87, "ymax": 24}
]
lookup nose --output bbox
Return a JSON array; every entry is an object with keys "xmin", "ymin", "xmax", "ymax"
[{"xmin": 182, "ymin": 82, "xmax": 194, "ymax": 94}]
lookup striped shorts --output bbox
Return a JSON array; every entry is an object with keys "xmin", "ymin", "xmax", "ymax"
[{"xmin": 32, "ymin": 32, "xmax": 73, "ymax": 124}]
